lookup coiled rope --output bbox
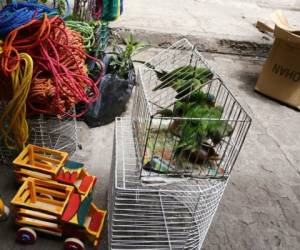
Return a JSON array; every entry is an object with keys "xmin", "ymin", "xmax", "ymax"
[
  {"xmin": 0, "ymin": 40, "xmax": 33, "ymax": 150},
  {"xmin": 66, "ymin": 20, "xmax": 95, "ymax": 50},
  {"xmin": 0, "ymin": 1, "xmax": 58, "ymax": 37},
  {"xmin": 1, "ymin": 14, "xmax": 103, "ymax": 117}
]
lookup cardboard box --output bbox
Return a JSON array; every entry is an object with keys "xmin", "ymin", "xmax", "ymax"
[{"xmin": 255, "ymin": 14, "xmax": 300, "ymax": 109}]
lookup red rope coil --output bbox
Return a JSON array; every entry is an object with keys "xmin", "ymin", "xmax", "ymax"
[{"xmin": 1, "ymin": 15, "xmax": 103, "ymax": 117}]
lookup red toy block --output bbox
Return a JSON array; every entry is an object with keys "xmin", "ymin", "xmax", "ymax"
[
  {"xmin": 55, "ymin": 170, "xmax": 78, "ymax": 185},
  {"xmin": 78, "ymin": 176, "xmax": 95, "ymax": 193},
  {"xmin": 62, "ymin": 192, "xmax": 81, "ymax": 222},
  {"xmin": 89, "ymin": 211, "xmax": 104, "ymax": 232}
]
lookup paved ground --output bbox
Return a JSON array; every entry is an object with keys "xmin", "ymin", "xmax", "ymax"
[
  {"xmin": 111, "ymin": 0, "xmax": 300, "ymax": 56},
  {"xmin": 114, "ymin": 11, "xmax": 300, "ymax": 250},
  {"xmin": 203, "ymin": 53, "xmax": 300, "ymax": 250},
  {"xmin": 0, "ymin": 0, "xmax": 300, "ymax": 249}
]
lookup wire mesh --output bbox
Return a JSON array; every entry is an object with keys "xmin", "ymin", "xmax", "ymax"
[
  {"xmin": 108, "ymin": 117, "xmax": 228, "ymax": 250},
  {"xmin": 132, "ymin": 39, "xmax": 251, "ymax": 179},
  {"xmin": 0, "ymin": 108, "xmax": 78, "ymax": 162},
  {"xmin": 27, "ymin": 113, "xmax": 78, "ymax": 156}
]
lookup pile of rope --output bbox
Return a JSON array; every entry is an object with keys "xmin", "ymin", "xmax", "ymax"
[
  {"xmin": 0, "ymin": 0, "xmax": 72, "ymax": 35},
  {"xmin": 2, "ymin": 15, "xmax": 102, "ymax": 117},
  {"xmin": 0, "ymin": 40, "xmax": 33, "ymax": 150},
  {"xmin": 0, "ymin": 1, "xmax": 58, "ymax": 37},
  {"xmin": 0, "ymin": 3, "xmax": 104, "ymax": 150},
  {"xmin": 66, "ymin": 20, "xmax": 95, "ymax": 50}
]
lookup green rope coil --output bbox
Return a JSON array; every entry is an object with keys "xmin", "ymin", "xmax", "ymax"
[{"xmin": 66, "ymin": 20, "xmax": 95, "ymax": 50}]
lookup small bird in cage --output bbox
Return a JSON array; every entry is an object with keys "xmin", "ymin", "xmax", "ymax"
[
  {"xmin": 144, "ymin": 65, "xmax": 233, "ymax": 175},
  {"xmin": 152, "ymin": 65, "xmax": 213, "ymax": 92}
]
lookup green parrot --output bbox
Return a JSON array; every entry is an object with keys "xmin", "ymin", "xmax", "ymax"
[
  {"xmin": 183, "ymin": 104, "xmax": 233, "ymax": 143},
  {"xmin": 180, "ymin": 91, "xmax": 216, "ymax": 106},
  {"xmin": 156, "ymin": 91, "xmax": 216, "ymax": 117},
  {"xmin": 152, "ymin": 66, "xmax": 213, "ymax": 91},
  {"xmin": 152, "ymin": 65, "xmax": 233, "ymax": 165},
  {"xmin": 171, "ymin": 104, "xmax": 233, "ymax": 159}
]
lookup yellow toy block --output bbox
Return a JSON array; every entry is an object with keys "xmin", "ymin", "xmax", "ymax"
[
  {"xmin": 13, "ymin": 145, "xmax": 68, "ymax": 183},
  {"xmin": 11, "ymin": 178, "xmax": 73, "ymax": 216}
]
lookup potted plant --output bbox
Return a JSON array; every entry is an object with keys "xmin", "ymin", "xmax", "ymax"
[{"xmin": 85, "ymin": 34, "xmax": 145, "ymax": 127}]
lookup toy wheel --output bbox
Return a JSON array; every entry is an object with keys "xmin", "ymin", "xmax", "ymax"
[
  {"xmin": 16, "ymin": 227, "xmax": 37, "ymax": 244},
  {"xmin": 64, "ymin": 238, "xmax": 85, "ymax": 250},
  {"xmin": 0, "ymin": 205, "xmax": 9, "ymax": 221}
]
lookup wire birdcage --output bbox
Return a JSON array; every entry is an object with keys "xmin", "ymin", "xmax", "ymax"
[
  {"xmin": 27, "ymin": 113, "xmax": 78, "ymax": 156},
  {"xmin": 109, "ymin": 40, "xmax": 251, "ymax": 250},
  {"xmin": 108, "ymin": 117, "xmax": 228, "ymax": 250},
  {"xmin": 132, "ymin": 39, "xmax": 251, "ymax": 180},
  {"xmin": 0, "ymin": 109, "xmax": 78, "ymax": 162}
]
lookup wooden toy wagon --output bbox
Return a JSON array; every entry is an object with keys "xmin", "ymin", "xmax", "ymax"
[
  {"xmin": 11, "ymin": 177, "xmax": 106, "ymax": 250},
  {"xmin": 13, "ymin": 144, "xmax": 96, "ymax": 195}
]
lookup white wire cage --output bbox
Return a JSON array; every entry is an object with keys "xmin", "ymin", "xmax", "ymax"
[
  {"xmin": 108, "ymin": 39, "xmax": 251, "ymax": 250},
  {"xmin": 108, "ymin": 117, "xmax": 228, "ymax": 250},
  {"xmin": 132, "ymin": 39, "xmax": 251, "ymax": 179},
  {"xmin": 27, "ymin": 113, "xmax": 78, "ymax": 155},
  {"xmin": 0, "ymin": 111, "xmax": 78, "ymax": 162}
]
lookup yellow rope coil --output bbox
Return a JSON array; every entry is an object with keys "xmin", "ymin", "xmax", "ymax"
[{"xmin": 0, "ymin": 42, "xmax": 33, "ymax": 150}]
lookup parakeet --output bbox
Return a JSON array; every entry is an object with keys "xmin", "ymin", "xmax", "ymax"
[
  {"xmin": 180, "ymin": 91, "xmax": 216, "ymax": 106},
  {"xmin": 158, "ymin": 102, "xmax": 232, "ymax": 162},
  {"xmin": 152, "ymin": 66, "xmax": 213, "ymax": 91},
  {"xmin": 156, "ymin": 91, "xmax": 216, "ymax": 117},
  {"xmin": 172, "ymin": 104, "xmax": 233, "ymax": 160},
  {"xmin": 152, "ymin": 65, "xmax": 232, "ymax": 166}
]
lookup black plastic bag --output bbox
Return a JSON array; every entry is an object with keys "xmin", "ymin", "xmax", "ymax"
[{"xmin": 84, "ymin": 70, "xmax": 135, "ymax": 127}]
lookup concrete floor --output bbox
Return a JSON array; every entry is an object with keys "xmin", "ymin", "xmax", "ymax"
[
  {"xmin": 111, "ymin": 0, "xmax": 300, "ymax": 56},
  {"xmin": 203, "ymin": 53, "xmax": 300, "ymax": 250},
  {"xmin": 0, "ymin": 1, "xmax": 300, "ymax": 249},
  {"xmin": 0, "ymin": 48, "xmax": 300, "ymax": 249}
]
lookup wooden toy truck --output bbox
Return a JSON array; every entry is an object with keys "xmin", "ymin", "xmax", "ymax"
[
  {"xmin": 11, "ymin": 177, "xmax": 106, "ymax": 250},
  {"xmin": 13, "ymin": 145, "xmax": 96, "ymax": 195},
  {"xmin": 10, "ymin": 145, "xmax": 106, "ymax": 249}
]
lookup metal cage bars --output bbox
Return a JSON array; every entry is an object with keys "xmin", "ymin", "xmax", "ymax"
[
  {"xmin": 108, "ymin": 117, "xmax": 228, "ymax": 250},
  {"xmin": 132, "ymin": 39, "xmax": 251, "ymax": 179},
  {"xmin": 0, "ymin": 108, "xmax": 78, "ymax": 162}
]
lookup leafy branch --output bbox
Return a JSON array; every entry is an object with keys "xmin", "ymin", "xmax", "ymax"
[{"xmin": 109, "ymin": 34, "xmax": 147, "ymax": 79}]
